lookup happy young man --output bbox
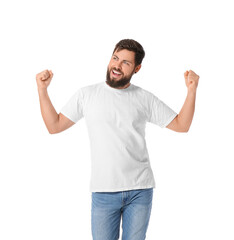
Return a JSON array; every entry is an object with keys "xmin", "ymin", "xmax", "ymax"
[{"xmin": 36, "ymin": 39, "xmax": 199, "ymax": 240}]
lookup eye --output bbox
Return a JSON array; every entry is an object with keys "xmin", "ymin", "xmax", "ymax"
[
  {"xmin": 123, "ymin": 61, "xmax": 130, "ymax": 66},
  {"xmin": 113, "ymin": 56, "xmax": 118, "ymax": 60}
]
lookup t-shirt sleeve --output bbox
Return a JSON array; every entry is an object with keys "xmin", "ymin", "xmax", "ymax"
[
  {"xmin": 60, "ymin": 88, "xmax": 84, "ymax": 123},
  {"xmin": 148, "ymin": 93, "xmax": 178, "ymax": 128}
]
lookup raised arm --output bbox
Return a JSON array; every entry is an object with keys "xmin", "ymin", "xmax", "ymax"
[
  {"xmin": 166, "ymin": 70, "xmax": 199, "ymax": 132},
  {"xmin": 36, "ymin": 70, "xmax": 75, "ymax": 134}
]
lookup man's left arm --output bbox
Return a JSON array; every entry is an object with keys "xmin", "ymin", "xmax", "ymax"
[{"xmin": 166, "ymin": 70, "xmax": 200, "ymax": 132}]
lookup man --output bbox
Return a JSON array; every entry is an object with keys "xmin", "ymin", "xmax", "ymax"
[{"xmin": 36, "ymin": 39, "xmax": 199, "ymax": 240}]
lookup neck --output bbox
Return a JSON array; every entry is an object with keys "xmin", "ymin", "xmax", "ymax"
[{"xmin": 116, "ymin": 82, "xmax": 131, "ymax": 89}]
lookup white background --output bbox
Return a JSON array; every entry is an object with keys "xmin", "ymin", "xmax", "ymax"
[{"xmin": 0, "ymin": 0, "xmax": 233, "ymax": 239}]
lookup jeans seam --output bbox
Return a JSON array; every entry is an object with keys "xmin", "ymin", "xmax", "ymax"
[{"xmin": 122, "ymin": 191, "xmax": 124, "ymax": 206}]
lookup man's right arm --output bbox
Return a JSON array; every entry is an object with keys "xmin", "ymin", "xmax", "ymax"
[{"xmin": 36, "ymin": 70, "xmax": 75, "ymax": 134}]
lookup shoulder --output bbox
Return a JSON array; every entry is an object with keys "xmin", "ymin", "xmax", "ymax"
[
  {"xmin": 80, "ymin": 81, "xmax": 103, "ymax": 93},
  {"xmin": 132, "ymin": 84, "xmax": 157, "ymax": 100}
]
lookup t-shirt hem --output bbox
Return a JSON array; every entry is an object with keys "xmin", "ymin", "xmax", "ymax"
[
  {"xmin": 90, "ymin": 184, "xmax": 156, "ymax": 193},
  {"xmin": 60, "ymin": 110, "xmax": 77, "ymax": 123},
  {"xmin": 161, "ymin": 112, "xmax": 178, "ymax": 128}
]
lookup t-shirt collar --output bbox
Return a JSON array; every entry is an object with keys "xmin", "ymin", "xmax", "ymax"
[{"xmin": 104, "ymin": 81, "xmax": 133, "ymax": 92}]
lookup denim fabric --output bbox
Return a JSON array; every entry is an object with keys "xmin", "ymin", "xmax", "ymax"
[{"xmin": 91, "ymin": 188, "xmax": 153, "ymax": 240}]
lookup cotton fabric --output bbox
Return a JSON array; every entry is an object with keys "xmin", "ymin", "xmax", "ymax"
[{"xmin": 60, "ymin": 82, "xmax": 177, "ymax": 192}]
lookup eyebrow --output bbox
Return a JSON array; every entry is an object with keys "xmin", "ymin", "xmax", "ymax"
[{"xmin": 113, "ymin": 54, "xmax": 133, "ymax": 65}]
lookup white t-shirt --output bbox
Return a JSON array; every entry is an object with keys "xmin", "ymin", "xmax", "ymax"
[{"xmin": 60, "ymin": 81, "xmax": 177, "ymax": 192}]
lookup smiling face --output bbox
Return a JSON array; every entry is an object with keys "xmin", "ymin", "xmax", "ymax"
[{"xmin": 106, "ymin": 49, "xmax": 141, "ymax": 89}]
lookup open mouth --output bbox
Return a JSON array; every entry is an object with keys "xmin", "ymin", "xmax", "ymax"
[{"xmin": 112, "ymin": 69, "xmax": 122, "ymax": 77}]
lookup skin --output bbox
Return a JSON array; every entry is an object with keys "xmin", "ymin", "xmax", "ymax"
[
  {"xmin": 36, "ymin": 49, "xmax": 199, "ymax": 133},
  {"xmin": 106, "ymin": 49, "xmax": 141, "ymax": 89},
  {"xmin": 105, "ymin": 49, "xmax": 200, "ymax": 132},
  {"xmin": 166, "ymin": 69, "xmax": 199, "ymax": 132}
]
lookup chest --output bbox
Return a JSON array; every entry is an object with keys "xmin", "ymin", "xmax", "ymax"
[{"xmin": 84, "ymin": 93, "xmax": 147, "ymax": 128}]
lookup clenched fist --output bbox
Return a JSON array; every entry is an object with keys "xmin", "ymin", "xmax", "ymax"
[
  {"xmin": 184, "ymin": 70, "xmax": 199, "ymax": 92},
  {"xmin": 36, "ymin": 69, "xmax": 53, "ymax": 90}
]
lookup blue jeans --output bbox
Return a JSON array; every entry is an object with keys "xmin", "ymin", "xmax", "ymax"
[{"xmin": 91, "ymin": 188, "xmax": 154, "ymax": 240}]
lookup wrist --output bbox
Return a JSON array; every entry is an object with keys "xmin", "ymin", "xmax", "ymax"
[
  {"xmin": 187, "ymin": 87, "xmax": 197, "ymax": 95},
  {"xmin": 37, "ymin": 87, "xmax": 48, "ymax": 95}
]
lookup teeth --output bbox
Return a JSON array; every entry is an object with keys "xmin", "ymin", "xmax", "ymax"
[{"xmin": 113, "ymin": 70, "xmax": 121, "ymax": 75}]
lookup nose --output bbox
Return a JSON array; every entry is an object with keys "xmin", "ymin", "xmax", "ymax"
[{"xmin": 114, "ymin": 61, "xmax": 122, "ymax": 70}]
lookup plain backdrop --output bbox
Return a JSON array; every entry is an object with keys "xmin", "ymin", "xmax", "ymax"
[{"xmin": 0, "ymin": 0, "xmax": 233, "ymax": 239}]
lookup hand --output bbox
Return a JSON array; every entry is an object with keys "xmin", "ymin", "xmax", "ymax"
[
  {"xmin": 36, "ymin": 69, "xmax": 53, "ymax": 90},
  {"xmin": 184, "ymin": 70, "xmax": 199, "ymax": 92}
]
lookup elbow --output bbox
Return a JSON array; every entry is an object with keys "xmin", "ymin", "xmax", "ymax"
[
  {"xmin": 176, "ymin": 124, "xmax": 190, "ymax": 133},
  {"xmin": 181, "ymin": 126, "xmax": 190, "ymax": 133},
  {"xmin": 178, "ymin": 120, "xmax": 190, "ymax": 133},
  {"xmin": 48, "ymin": 129, "xmax": 56, "ymax": 134},
  {"xmin": 49, "ymin": 129, "xmax": 59, "ymax": 134},
  {"xmin": 48, "ymin": 127, "xmax": 58, "ymax": 134},
  {"xmin": 47, "ymin": 122, "xmax": 60, "ymax": 134}
]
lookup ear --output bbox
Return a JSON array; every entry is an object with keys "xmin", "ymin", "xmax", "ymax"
[{"xmin": 134, "ymin": 64, "xmax": 141, "ymax": 74}]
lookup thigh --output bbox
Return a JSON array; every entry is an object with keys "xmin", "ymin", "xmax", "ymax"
[
  {"xmin": 122, "ymin": 188, "xmax": 154, "ymax": 240},
  {"xmin": 91, "ymin": 192, "xmax": 122, "ymax": 240}
]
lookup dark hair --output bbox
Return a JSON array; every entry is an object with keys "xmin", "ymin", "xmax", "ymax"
[{"xmin": 113, "ymin": 39, "xmax": 145, "ymax": 67}]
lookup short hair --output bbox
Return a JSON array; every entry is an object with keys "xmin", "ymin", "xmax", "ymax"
[{"xmin": 113, "ymin": 39, "xmax": 145, "ymax": 67}]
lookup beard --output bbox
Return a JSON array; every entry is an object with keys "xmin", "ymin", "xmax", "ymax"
[{"xmin": 106, "ymin": 67, "xmax": 134, "ymax": 88}]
